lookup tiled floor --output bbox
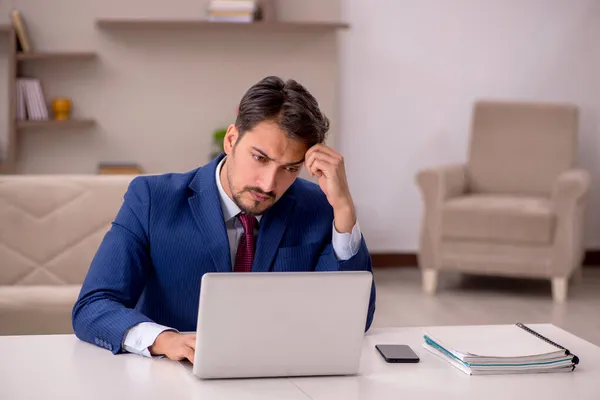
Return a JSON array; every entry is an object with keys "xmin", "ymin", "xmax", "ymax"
[{"xmin": 371, "ymin": 267, "xmax": 600, "ymax": 346}]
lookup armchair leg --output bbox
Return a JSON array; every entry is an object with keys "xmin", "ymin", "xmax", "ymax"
[
  {"xmin": 551, "ymin": 278, "xmax": 568, "ymax": 303},
  {"xmin": 422, "ymin": 269, "xmax": 438, "ymax": 295}
]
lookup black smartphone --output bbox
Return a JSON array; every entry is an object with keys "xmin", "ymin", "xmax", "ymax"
[{"xmin": 375, "ymin": 344, "xmax": 420, "ymax": 363}]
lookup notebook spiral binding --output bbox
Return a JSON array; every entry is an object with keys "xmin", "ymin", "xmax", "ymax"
[{"xmin": 516, "ymin": 322, "xmax": 580, "ymax": 365}]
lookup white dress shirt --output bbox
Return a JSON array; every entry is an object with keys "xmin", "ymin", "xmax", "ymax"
[{"xmin": 123, "ymin": 157, "xmax": 362, "ymax": 357}]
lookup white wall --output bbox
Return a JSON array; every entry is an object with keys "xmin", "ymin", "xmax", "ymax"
[
  {"xmin": 2, "ymin": 0, "xmax": 600, "ymax": 251},
  {"xmin": 339, "ymin": 0, "xmax": 600, "ymax": 251}
]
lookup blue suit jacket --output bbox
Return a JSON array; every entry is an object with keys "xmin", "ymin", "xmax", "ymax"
[{"xmin": 72, "ymin": 155, "xmax": 376, "ymax": 354}]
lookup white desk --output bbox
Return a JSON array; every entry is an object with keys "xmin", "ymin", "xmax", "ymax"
[{"xmin": 1, "ymin": 324, "xmax": 599, "ymax": 400}]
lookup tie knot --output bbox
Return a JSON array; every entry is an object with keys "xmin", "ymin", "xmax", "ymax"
[{"xmin": 237, "ymin": 213, "xmax": 257, "ymax": 235}]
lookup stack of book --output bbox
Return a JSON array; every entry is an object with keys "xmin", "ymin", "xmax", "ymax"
[
  {"xmin": 207, "ymin": 0, "xmax": 258, "ymax": 23},
  {"xmin": 423, "ymin": 323, "xmax": 579, "ymax": 375},
  {"xmin": 17, "ymin": 78, "xmax": 49, "ymax": 121}
]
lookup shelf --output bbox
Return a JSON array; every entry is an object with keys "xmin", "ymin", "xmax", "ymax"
[
  {"xmin": 17, "ymin": 119, "xmax": 96, "ymax": 130},
  {"xmin": 16, "ymin": 52, "xmax": 97, "ymax": 61},
  {"xmin": 96, "ymin": 19, "xmax": 349, "ymax": 31}
]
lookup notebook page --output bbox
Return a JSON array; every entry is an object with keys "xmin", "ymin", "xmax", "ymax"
[{"xmin": 424, "ymin": 325, "xmax": 564, "ymax": 359}]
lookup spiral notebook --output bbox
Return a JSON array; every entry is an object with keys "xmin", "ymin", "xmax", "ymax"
[{"xmin": 422, "ymin": 323, "xmax": 579, "ymax": 375}]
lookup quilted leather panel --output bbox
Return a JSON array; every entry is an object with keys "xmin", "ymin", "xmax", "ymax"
[
  {"xmin": 0, "ymin": 244, "xmax": 37, "ymax": 284},
  {"xmin": 0, "ymin": 180, "xmax": 86, "ymax": 219},
  {"xmin": 0, "ymin": 176, "xmax": 135, "ymax": 286}
]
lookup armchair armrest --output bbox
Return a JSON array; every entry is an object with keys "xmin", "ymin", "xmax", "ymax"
[
  {"xmin": 552, "ymin": 169, "xmax": 591, "ymax": 206},
  {"xmin": 551, "ymin": 169, "xmax": 591, "ymax": 276},
  {"xmin": 416, "ymin": 164, "xmax": 468, "ymax": 208},
  {"xmin": 415, "ymin": 164, "xmax": 467, "ymax": 273}
]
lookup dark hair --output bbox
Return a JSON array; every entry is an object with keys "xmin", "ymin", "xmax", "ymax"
[{"xmin": 235, "ymin": 76, "xmax": 330, "ymax": 147}]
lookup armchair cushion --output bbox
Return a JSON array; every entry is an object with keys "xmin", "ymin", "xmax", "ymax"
[{"xmin": 442, "ymin": 195, "xmax": 554, "ymax": 245}]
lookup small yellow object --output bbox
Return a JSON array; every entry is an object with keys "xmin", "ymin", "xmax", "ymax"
[{"xmin": 52, "ymin": 98, "xmax": 72, "ymax": 120}]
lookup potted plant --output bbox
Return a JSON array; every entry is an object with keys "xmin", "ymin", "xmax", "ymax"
[{"xmin": 210, "ymin": 128, "xmax": 227, "ymax": 160}]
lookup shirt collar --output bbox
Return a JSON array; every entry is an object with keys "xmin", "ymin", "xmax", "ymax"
[{"xmin": 215, "ymin": 156, "xmax": 262, "ymax": 223}]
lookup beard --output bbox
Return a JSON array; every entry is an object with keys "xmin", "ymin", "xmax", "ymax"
[
  {"xmin": 227, "ymin": 165, "xmax": 276, "ymax": 216},
  {"xmin": 231, "ymin": 186, "xmax": 275, "ymax": 216}
]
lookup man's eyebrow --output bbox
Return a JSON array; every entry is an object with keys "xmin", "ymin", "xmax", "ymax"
[
  {"xmin": 251, "ymin": 147, "xmax": 305, "ymax": 166},
  {"xmin": 252, "ymin": 147, "xmax": 274, "ymax": 161}
]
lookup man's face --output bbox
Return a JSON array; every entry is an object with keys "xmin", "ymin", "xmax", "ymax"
[{"xmin": 222, "ymin": 121, "xmax": 308, "ymax": 216}]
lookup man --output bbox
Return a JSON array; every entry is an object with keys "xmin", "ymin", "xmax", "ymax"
[{"xmin": 72, "ymin": 76, "xmax": 376, "ymax": 364}]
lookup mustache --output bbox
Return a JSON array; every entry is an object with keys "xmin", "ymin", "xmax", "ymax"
[{"xmin": 244, "ymin": 187, "xmax": 275, "ymax": 199}]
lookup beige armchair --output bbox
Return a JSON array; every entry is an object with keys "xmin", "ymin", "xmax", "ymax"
[{"xmin": 416, "ymin": 100, "xmax": 591, "ymax": 302}]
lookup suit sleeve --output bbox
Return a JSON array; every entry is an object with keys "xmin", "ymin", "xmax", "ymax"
[
  {"xmin": 72, "ymin": 177, "xmax": 156, "ymax": 354},
  {"xmin": 316, "ymin": 235, "xmax": 377, "ymax": 333}
]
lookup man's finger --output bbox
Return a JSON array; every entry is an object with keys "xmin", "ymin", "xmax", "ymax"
[
  {"xmin": 310, "ymin": 159, "xmax": 334, "ymax": 179},
  {"xmin": 304, "ymin": 144, "xmax": 322, "ymax": 163},
  {"xmin": 185, "ymin": 335, "xmax": 197, "ymax": 350},
  {"xmin": 306, "ymin": 155, "xmax": 320, "ymax": 176},
  {"xmin": 311, "ymin": 150, "xmax": 340, "ymax": 168},
  {"xmin": 307, "ymin": 143, "xmax": 323, "ymax": 154},
  {"xmin": 315, "ymin": 145, "xmax": 342, "ymax": 161},
  {"xmin": 305, "ymin": 153, "xmax": 318, "ymax": 176},
  {"xmin": 167, "ymin": 353, "xmax": 185, "ymax": 362},
  {"xmin": 183, "ymin": 346, "xmax": 195, "ymax": 365},
  {"xmin": 306, "ymin": 150, "xmax": 337, "ymax": 177}
]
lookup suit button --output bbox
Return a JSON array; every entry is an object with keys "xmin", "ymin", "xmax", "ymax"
[{"xmin": 108, "ymin": 344, "xmax": 113, "ymax": 351}]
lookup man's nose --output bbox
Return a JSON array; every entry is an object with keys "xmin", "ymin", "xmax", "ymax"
[{"xmin": 258, "ymin": 167, "xmax": 278, "ymax": 193}]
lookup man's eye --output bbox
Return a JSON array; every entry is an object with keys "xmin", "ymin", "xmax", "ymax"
[
  {"xmin": 253, "ymin": 154, "xmax": 267, "ymax": 163},
  {"xmin": 286, "ymin": 167, "xmax": 299, "ymax": 173}
]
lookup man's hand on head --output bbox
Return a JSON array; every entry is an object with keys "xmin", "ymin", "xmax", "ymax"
[
  {"xmin": 149, "ymin": 331, "xmax": 196, "ymax": 364},
  {"xmin": 304, "ymin": 144, "xmax": 356, "ymax": 233}
]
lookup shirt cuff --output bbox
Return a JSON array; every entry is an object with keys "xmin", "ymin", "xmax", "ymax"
[
  {"xmin": 331, "ymin": 219, "xmax": 362, "ymax": 261},
  {"xmin": 122, "ymin": 322, "xmax": 177, "ymax": 358}
]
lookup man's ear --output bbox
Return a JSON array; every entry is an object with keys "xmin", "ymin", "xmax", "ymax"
[{"xmin": 223, "ymin": 124, "xmax": 239, "ymax": 155}]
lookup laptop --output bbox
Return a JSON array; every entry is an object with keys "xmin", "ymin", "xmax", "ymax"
[{"xmin": 185, "ymin": 270, "xmax": 372, "ymax": 379}]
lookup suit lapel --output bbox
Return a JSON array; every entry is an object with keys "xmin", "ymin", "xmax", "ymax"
[
  {"xmin": 188, "ymin": 155, "xmax": 232, "ymax": 273},
  {"xmin": 252, "ymin": 192, "xmax": 296, "ymax": 272}
]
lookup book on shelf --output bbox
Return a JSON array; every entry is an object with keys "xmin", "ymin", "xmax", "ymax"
[
  {"xmin": 208, "ymin": 0, "xmax": 257, "ymax": 11},
  {"xmin": 17, "ymin": 78, "xmax": 49, "ymax": 121},
  {"xmin": 207, "ymin": 15, "xmax": 254, "ymax": 23},
  {"xmin": 422, "ymin": 323, "xmax": 580, "ymax": 376},
  {"xmin": 11, "ymin": 9, "xmax": 33, "ymax": 52},
  {"xmin": 98, "ymin": 163, "xmax": 144, "ymax": 175},
  {"xmin": 207, "ymin": 0, "xmax": 258, "ymax": 23},
  {"xmin": 16, "ymin": 80, "xmax": 26, "ymax": 121}
]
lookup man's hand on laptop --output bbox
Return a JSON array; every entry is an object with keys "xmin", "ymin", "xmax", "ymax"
[{"xmin": 149, "ymin": 331, "xmax": 196, "ymax": 363}]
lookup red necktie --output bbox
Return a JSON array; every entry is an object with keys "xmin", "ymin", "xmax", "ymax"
[{"xmin": 234, "ymin": 214, "xmax": 257, "ymax": 272}]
